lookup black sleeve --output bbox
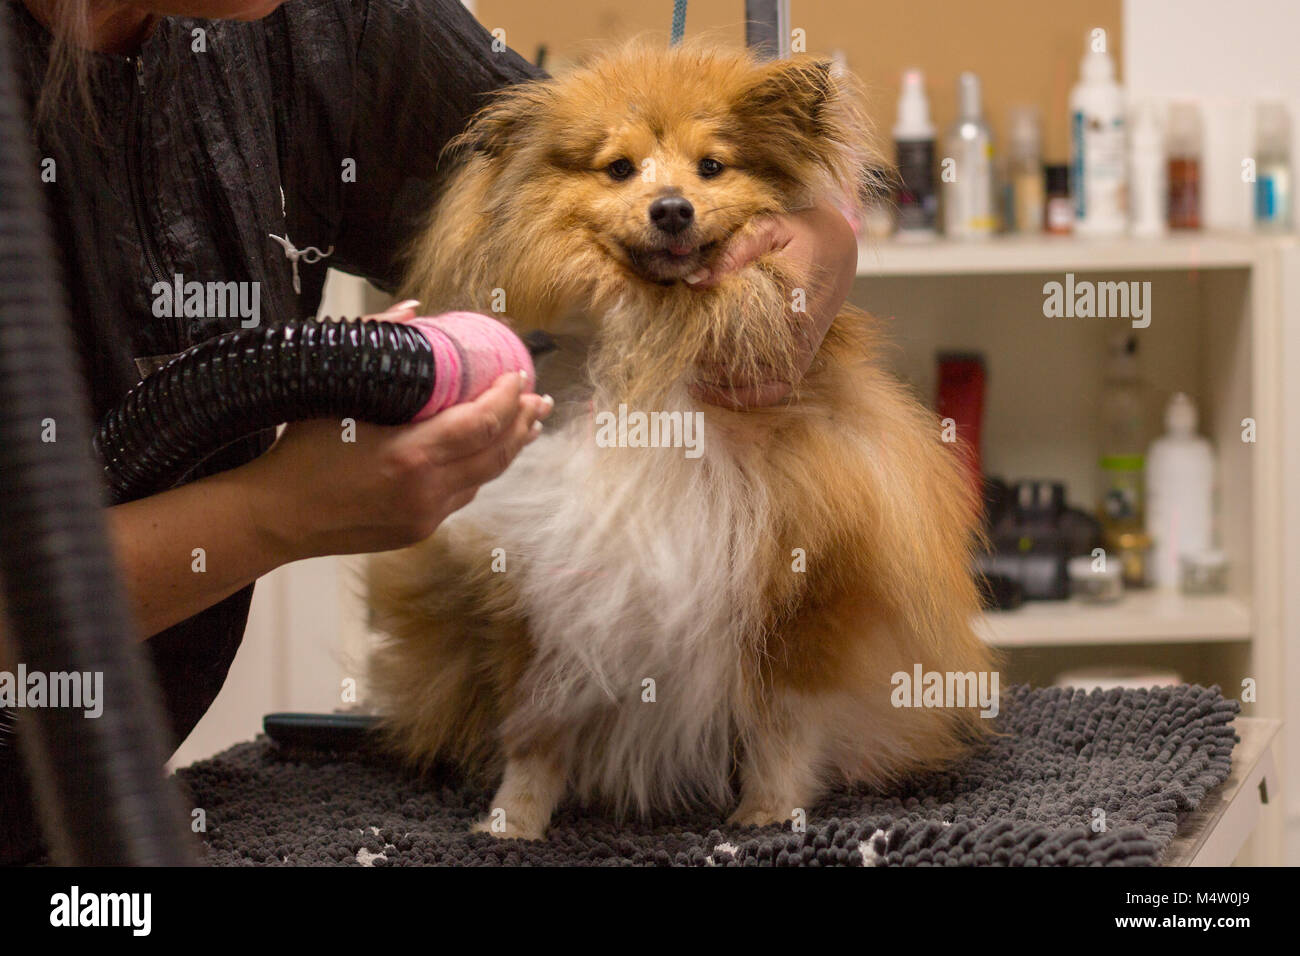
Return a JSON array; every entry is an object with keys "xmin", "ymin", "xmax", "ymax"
[{"xmin": 331, "ymin": 0, "xmax": 543, "ymax": 291}]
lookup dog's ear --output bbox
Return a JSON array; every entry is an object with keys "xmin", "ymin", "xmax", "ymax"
[
  {"xmin": 733, "ymin": 57, "xmax": 835, "ymax": 139},
  {"xmin": 452, "ymin": 85, "xmax": 552, "ymax": 159},
  {"xmin": 461, "ymin": 98, "xmax": 529, "ymax": 157},
  {"xmin": 731, "ymin": 56, "xmax": 877, "ymax": 204}
]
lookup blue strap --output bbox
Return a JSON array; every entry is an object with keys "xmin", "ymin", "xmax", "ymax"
[{"xmin": 671, "ymin": 0, "xmax": 687, "ymax": 45}]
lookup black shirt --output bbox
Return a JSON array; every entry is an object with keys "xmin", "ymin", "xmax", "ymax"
[{"xmin": 0, "ymin": 0, "xmax": 539, "ymax": 863}]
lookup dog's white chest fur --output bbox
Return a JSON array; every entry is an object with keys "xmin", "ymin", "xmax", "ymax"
[{"xmin": 444, "ymin": 405, "xmax": 773, "ymax": 811}]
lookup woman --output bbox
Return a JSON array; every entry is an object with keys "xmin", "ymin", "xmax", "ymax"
[{"xmin": 0, "ymin": 0, "xmax": 857, "ymax": 863}]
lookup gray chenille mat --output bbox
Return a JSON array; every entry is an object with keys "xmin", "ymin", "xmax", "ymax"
[{"xmin": 176, "ymin": 684, "xmax": 1239, "ymax": 866}]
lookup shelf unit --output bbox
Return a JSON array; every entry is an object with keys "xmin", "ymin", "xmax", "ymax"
[
  {"xmin": 856, "ymin": 232, "xmax": 1266, "ymax": 276},
  {"xmin": 976, "ymin": 592, "xmax": 1252, "ymax": 648},
  {"xmin": 850, "ymin": 231, "xmax": 1296, "ymax": 865}
]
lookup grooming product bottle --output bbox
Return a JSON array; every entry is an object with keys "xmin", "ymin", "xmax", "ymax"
[
  {"xmin": 1008, "ymin": 107, "xmax": 1044, "ymax": 234},
  {"xmin": 1044, "ymin": 163, "xmax": 1073, "ymax": 234},
  {"xmin": 1166, "ymin": 102, "xmax": 1202, "ymax": 230},
  {"xmin": 893, "ymin": 69, "xmax": 938, "ymax": 238},
  {"xmin": 1146, "ymin": 393, "xmax": 1215, "ymax": 590},
  {"xmin": 943, "ymin": 72, "xmax": 996, "ymax": 239},
  {"xmin": 1129, "ymin": 100, "xmax": 1167, "ymax": 238},
  {"xmin": 1070, "ymin": 31, "xmax": 1127, "ymax": 237},
  {"xmin": 1008, "ymin": 107, "xmax": 1045, "ymax": 234},
  {"xmin": 1254, "ymin": 100, "xmax": 1293, "ymax": 232},
  {"xmin": 1098, "ymin": 333, "xmax": 1146, "ymax": 538}
]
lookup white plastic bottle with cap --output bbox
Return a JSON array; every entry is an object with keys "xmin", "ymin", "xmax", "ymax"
[
  {"xmin": 1070, "ymin": 28, "xmax": 1128, "ymax": 236},
  {"xmin": 1146, "ymin": 393, "xmax": 1215, "ymax": 589},
  {"xmin": 1129, "ymin": 100, "xmax": 1167, "ymax": 238},
  {"xmin": 893, "ymin": 69, "xmax": 938, "ymax": 238}
]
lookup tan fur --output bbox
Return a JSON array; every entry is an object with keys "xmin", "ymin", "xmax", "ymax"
[{"xmin": 367, "ymin": 41, "xmax": 996, "ymax": 838}]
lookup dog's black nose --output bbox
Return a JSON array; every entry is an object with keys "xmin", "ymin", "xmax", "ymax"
[{"xmin": 648, "ymin": 196, "xmax": 694, "ymax": 234}]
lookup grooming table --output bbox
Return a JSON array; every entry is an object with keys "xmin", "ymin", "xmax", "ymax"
[
  {"xmin": 1162, "ymin": 717, "xmax": 1279, "ymax": 866},
  {"xmin": 177, "ymin": 685, "xmax": 1251, "ymax": 866}
]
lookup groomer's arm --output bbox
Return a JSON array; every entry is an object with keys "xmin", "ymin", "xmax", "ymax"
[
  {"xmin": 109, "ymin": 370, "xmax": 548, "ymax": 639},
  {"xmin": 332, "ymin": 0, "xmax": 543, "ymax": 288}
]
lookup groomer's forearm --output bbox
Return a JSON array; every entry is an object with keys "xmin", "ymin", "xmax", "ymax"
[{"xmin": 108, "ymin": 467, "xmax": 293, "ymax": 639}]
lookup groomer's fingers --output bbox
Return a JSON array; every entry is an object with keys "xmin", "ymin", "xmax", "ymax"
[
  {"xmin": 444, "ymin": 401, "xmax": 544, "ymax": 491},
  {"xmin": 686, "ymin": 217, "xmax": 791, "ymax": 287},
  {"xmin": 365, "ymin": 299, "xmax": 421, "ymax": 322},
  {"xmin": 415, "ymin": 371, "xmax": 532, "ymax": 462}
]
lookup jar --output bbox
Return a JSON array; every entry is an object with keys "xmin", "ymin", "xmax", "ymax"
[
  {"xmin": 1068, "ymin": 555, "xmax": 1124, "ymax": 603},
  {"xmin": 1107, "ymin": 530, "xmax": 1152, "ymax": 589},
  {"xmin": 1180, "ymin": 549, "xmax": 1228, "ymax": 595}
]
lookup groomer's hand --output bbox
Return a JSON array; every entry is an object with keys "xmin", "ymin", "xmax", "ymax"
[
  {"xmin": 246, "ymin": 304, "xmax": 552, "ymax": 561},
  {"xmin": 685, "ymin": 197, "xmax": 858, "ymax": 409}
]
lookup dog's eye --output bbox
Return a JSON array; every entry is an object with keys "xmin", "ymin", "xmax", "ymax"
[
  {"xmin": 698, "ymin": 158, "xmax": 724, "ymax": 178},
  {"xmin": 607, "ymin": 159, "xmax": 636, "ymax": 181}
]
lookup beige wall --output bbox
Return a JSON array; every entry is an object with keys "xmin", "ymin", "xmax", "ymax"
[{"xmin": 477, "ymin": 0, "xmax": 1122, "ymax": 164}]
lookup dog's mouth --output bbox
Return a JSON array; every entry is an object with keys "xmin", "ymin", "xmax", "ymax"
[{"xmin": 619, "ymin": 238, "xmax": 722, "ymax": 283}]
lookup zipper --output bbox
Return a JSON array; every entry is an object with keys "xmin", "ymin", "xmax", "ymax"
[{"xmin": 125, "ymin": 56, "xmax": 176, "ymax": 347}]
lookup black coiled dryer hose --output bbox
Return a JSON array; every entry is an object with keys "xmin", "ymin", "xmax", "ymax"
[
  {"xmin": 94, "ymin": 305, "xmax": 537, "ymax": 504},
  {"xmin": 97, "ymin": 319, "xmax": 437, "ymax": 504},
  {"xmin": 0, "ymin": 9, "xmax": 193, "ymax": 864}
]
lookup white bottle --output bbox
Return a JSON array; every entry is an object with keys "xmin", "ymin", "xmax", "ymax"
[
  {"xmin": 943, "ymin": 71, "xmax": 996, "ymax": 239},
  {"xmin": 1146, "ymin": 393, "xmax": 1215, "ymax": 590},
  {"xmin": 1070, "ymin": 30, "xmax": 1127, "ymax": 236},
  {"xmin": 1129, "ymin": 101, "xmax": 1167, "ymax": 238}
]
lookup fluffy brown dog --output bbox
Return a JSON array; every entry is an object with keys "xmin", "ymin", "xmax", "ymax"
[{"xmin": 366, "ymin": 42, "xmax": 995, "ymax": 840}]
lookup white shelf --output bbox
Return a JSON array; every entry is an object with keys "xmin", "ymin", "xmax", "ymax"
[
  {"xmin": 975, "ymin": 591, "xmax": 1252, "ymax": 648},
  {"xmin": 855, "ymin": 232, "xmax": 1294, "ymax": 277}
]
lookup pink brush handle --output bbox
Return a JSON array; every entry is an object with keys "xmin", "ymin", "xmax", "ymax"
[{"xmin": 406, "ymin": 312, "xmax": 535, "ymax": 421}]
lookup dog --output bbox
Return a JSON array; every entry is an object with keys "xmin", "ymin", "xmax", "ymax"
[{"xmin": 366, "ymin": 42, "xmax": 995, "ymax": 840}]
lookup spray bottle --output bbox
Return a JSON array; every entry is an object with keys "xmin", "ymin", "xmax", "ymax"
[
  {"xmin": 943, "ymin": 71, "xmax": 996, "ymax": 239},
  {"xmin": 893, "ymin": 69, "xmax": 938, "ymax": 239},
  {"xmin": 1070, "ymin": 29, "xmax": 1127, "ymax": 237}
]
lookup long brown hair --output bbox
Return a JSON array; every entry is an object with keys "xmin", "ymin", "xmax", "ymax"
[{"xmin": 22, "ymin": 0, "xmax": 98, "ymax": 133}]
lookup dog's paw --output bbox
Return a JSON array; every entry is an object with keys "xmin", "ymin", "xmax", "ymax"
[
  {"xmin": 470, "ymin": 813, "xmax": 547, "ymax": 842},
  {"xmin": 727, "ymin": 804, "xmax": 795, "ymax": 828}
]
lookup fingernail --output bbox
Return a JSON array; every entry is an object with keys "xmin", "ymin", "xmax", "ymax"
[
  {"xmin": 530, "ymin": 420, "xmax": 543, "ymax": 436},
  {"xmin": 540, "ymin": 394, "xmax": 555, "ymax": 413},
  {"xmin": 395, "ymin": 299, "xmax": 421, "ymax": 311},
  {"xmin": 518, "ymin": 369, "xmax": 530, "ymax": 383},
  {"xmin": 684, "ymin": 270, "xmax": 708, "ymax": 286}
]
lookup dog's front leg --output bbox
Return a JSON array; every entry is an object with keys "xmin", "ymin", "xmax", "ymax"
[
  {"xmin": 472, "ymin": 748, "xmax": 568, "ymax": 841},
  {"xmin": 728, "ymin": 713, "xmax": 823, "ymax": 828}
]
